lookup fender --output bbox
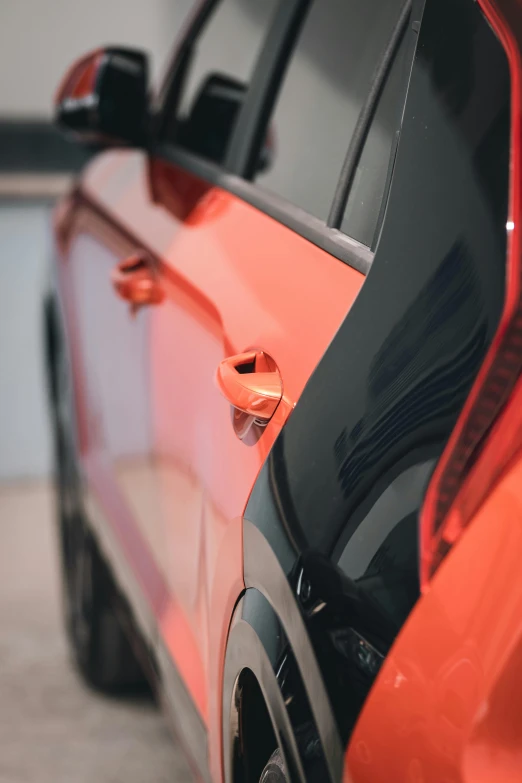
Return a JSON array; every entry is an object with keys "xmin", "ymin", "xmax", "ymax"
[{"xmin": 242, "ymin": 522, "xmax": 344, "ymax": 782}]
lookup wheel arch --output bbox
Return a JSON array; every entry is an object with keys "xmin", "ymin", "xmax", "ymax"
[
  {"xmin": 222, "ymin": 573, "xmax": 339, "ymax": 783},
  {"xmin": 241, "ymin": 520, "xmax": 344, "ymax": 782},
  {"xmin": 222, "ymin": 590, "xmax": 306, "ymax": 783}
]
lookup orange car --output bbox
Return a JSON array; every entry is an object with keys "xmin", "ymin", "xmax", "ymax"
[{"xmin": 44, "ymin": 0, "xmax": 522, "ymax": 780}]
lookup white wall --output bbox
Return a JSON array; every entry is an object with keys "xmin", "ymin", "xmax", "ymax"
[
  {"xmin": 0, "ymin": 0, "xmax": 193, "ymax": 118},
  {"xmin": 0, "ymin": 2, "xmax": 193, "ymax": 480},
  {"xmin": 0, "ymin": 205, "xmax": 53, "ymax": 480}
]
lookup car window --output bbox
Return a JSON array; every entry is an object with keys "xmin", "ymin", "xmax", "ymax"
[
  {"xmin": 342, "ymin": 31, "xmax": 411, "ymax": 248},
  {"xmin": 164, "ymin": 0, "xmax": 279, "ymax": 164},
  {"xmin": 255, "ymin": 0, "xmax": 407, "ymax": 230}
]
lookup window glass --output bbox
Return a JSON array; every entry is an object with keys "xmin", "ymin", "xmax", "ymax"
[
  {"xmin": 170, "ymin": 0, "xmax": 279, "ymax": 163},
  {"xmin": 256, "ymin": 0, "xmax": 406, "ymax": 229},
  {"xmin": 342, "ymin": 32, "xmax": 410, "ymax": 247}
]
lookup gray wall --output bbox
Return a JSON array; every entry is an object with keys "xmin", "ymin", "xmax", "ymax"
[
  {"xmin": 0, "ymin": 0, "xmax": 193, "ymax": 118},
  {"xmin": 0, "ymin": 205, "xmax": 53, "ymax": 480},
  {"xmin": 0, "ymin": 1, "xmax": 193, "ymax": 481}
]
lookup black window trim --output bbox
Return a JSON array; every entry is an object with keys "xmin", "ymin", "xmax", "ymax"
[
  {"xmin": 328, "ymin": 0, "xmax": 414, "ymax": 230},
  {"xmin": 329, "ymin": 0, "xmax": 426, "ymax": 253},
  {"xmin": 224, "ymin": 0, "xmax": 311, "ymax": 178},
  {"xmin": 152, "ymin": 0, "xmax": 424, "ymax": 276},
  {"xmin": 155, "ymin": 0, "xmax": 220, "ymax": 140},
  {"xmin": 152, "ymin": 142, "xmax": 374, "ymax": 274}
]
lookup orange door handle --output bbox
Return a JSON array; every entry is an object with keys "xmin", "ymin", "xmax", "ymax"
[
  {"xmin": 216, "ymin": 351, "xmax": 283, "ymax": 422},
  {"xmin": 111, "ymin": 252, "xmax": 165, "ymax": 309}
]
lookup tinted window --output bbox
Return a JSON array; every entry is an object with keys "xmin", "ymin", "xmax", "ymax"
[
  {"xmin": 168, "ymin": 0, "xmax": 278, "ymax": 163},
  {"xmin": 256, "ymin": 0, "xmax": 406, "ymax": 226},
  {"xmin": 342, "ymin": 32, "xmax": 411, "ymax": 248}
]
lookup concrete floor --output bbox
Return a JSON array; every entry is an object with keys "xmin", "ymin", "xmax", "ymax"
[{"xmin": 0, "ymin": 481, "xmax": 192, "ymax": 783}]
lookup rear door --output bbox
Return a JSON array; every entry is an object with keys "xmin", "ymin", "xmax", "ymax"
[{"xmin": 144, "ymin": 0, "xmax": 412, "ymax": 754}]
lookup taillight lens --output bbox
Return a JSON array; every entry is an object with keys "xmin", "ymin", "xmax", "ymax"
[{"xmin": 420, "ymin": 0, "xmax": 522, "ymax": 590}]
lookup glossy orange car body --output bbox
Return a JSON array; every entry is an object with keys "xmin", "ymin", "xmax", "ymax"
[
  {"xmin": 55, "ymin": 152, "xmax": 364, "ymax": 777},
  {"xmin": 47, "ymin": 0, "xmax": 522, "ymax": 780}
]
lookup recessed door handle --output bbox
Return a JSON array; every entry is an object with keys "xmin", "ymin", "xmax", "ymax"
[
  {"xmin": 111, "ymin": 252, "xmax": 165, "ymax": 311},
  {"xmin": 216, "ymin": 351, "xmax": 282, "ymax": 423}
]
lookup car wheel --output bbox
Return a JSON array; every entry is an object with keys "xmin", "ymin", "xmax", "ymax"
[
  {"xmin": 259, "ymin": 750, "xmax": 287, "ymax": 783},
  {"xmin": 59, "ymin": 503, "xmax": 145, "ymax": 692},
  {"xmin": 46, "ymin": 298, "xmax": 146, "ymax": 693}
]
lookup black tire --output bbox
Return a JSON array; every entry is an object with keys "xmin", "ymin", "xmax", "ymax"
[
  {"xmin": 45, "ymin": 295, "xmax": 146, "ymax": 693},
  {"xmin": 59, "ymin": 503, "xmax": 147, "ymax": 693},
  {"xmin": 259, "ymin": 750, "xmax": 287, "ymax": 783}
]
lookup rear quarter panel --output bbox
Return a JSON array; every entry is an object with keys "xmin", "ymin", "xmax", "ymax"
[{"xmin": 345, "ymin": 447, "xmax": 522, "ymax": 783}]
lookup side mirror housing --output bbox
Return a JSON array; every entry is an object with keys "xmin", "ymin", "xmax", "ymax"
[{"xmin": 54, "ymin": 47, "xmax": 149, "ymax": 147}]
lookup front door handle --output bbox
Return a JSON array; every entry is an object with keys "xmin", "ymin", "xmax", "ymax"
[
  {"xmin": 216, "ymin": 351, "xmax": 283, "ymax": 423},
  {"xmin": 111, "ymin": 252, "xmax": 165, "ymax": 311}
]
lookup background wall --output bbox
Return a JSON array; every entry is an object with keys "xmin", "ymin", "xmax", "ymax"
[
  {"xmin": 0, "ymin": 0, "xmax": 193, "ymax": 481},
  {"xmin": 0, "ymin": 0, "xmax": 193, "ymax": 118},
  {"xmin": 0, "ymin": 205, "xmax": 54, "ymax": 480}
]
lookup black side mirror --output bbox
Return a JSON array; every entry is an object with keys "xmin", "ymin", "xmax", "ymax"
[
  {"xmin": 54, "ymin": 47, "xmax": 149, "ymax": 147},
  {"xmin": 177, "ymin": 73, "xmax": 246, "ymax": 165}
]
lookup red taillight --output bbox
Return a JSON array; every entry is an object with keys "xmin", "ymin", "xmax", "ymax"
[{"xmin": 420, "ymin": 0, "xmax": 522, "ymax": 590}]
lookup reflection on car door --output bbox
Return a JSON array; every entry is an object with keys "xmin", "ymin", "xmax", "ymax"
[
  {"xmin": 147, "ymin": 153, "xmax": 366, "ymax": 729},
  {"xmin": 62, "ymin": 187, "xmax": 165, "ymax": 643},
  {"xmin": 68, "ymin": 146, "xmax": 365, "ymax": 735}
]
